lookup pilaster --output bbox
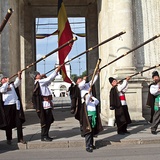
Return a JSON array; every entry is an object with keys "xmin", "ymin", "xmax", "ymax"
[
  {"xmin": 86, "ymin": 2, "xmax": 100, "ymax": 99},
  {"xmin": 20, "ymin": 2, "xmax": 35, "ymax": 109},
  {"xmin": 113, "ymin": 0, "xmax": 136, "ymax": 76}
]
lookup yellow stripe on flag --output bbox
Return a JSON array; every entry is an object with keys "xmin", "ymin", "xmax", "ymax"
[{"xmin": 58, "ymin": 0, "xmax": 73, "ymax": 84}]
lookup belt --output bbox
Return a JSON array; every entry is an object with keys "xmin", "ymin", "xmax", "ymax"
[{"xmin": 42, "ymin": 95, "xmax": 52, "ymax": 101}]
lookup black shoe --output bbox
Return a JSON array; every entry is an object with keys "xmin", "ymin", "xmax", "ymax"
[
  {"xmin": 7, "ymin": 140, "xmax": 12, "ymax": 145},
  {"xmin": 86, "ymin": 148, "xmax": 93, "ymax": 153},
  {"xmin": 91, "ymin": 145, "xmax": 97, "ymax": 150},
  {"xmin": 151, "ymin": 131, "xmax": 157, "ymax": 135},
  {"xmin": 41, "ymin": 137, "xmax": 53, "ymax": 142},
  {"xmin": 118, "ymin": 131, "xmax": 125, "ymax": 135},
  {"xmin": 18, "ymin": 140, "xmax": 27, "ymax": 144},
  {"xmin": 47, "ymin": 137, "xmax": 53, "ymax": 141},
  {"xmin": 124, "ymin": 130, "xmax": 130, "ymax": 134}
]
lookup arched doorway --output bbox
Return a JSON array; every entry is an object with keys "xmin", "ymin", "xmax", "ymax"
[{"xmin": 60, "ymin": 85, "xmax": 67, "ymax": 97}]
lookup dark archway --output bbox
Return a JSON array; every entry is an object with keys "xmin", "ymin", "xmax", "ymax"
[{"xmin": 21, "ymin": 0, "xmax": 99, "ymax": 109}]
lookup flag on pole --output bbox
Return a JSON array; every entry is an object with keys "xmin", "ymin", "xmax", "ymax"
[{"xmin": 58, "ymin": 0, "xmax": 73, "ymax": 83}]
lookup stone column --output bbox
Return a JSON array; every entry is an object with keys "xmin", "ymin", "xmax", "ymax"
[
  {"xmin": 20, "ymin": 1, "xmax": 35, "ymax": 109},
  {"xmin": 9, "ymin": 0, "xmax": 21, "ymax": 75},
  {"xmin": 97, "ymin": 0, "xmax": 137, "ymax": 125},
  {"xmin": 0, "ymin": 0, "xmax": 21, "ymax": 76},
  {"xmin": 98, "ymin": 0, "xmax": 145, "ymax": 124},
  {"xmin": 86, "ymin": 2, "xmax": 100, "ymax": 99},
  {"xmin": 138, "ymin": 0, "xmax": 160, "ymax": 76},
  {"xmin": 134, "ymin": 0, "xmax": 160, "ymax": 120},
  {"xmin": 113, "ymin": 0, "xmax": 136, "ymax": 77},
  {"xmin": 0, "ymin": 0, "xmax": 10, "ymax": 76}
]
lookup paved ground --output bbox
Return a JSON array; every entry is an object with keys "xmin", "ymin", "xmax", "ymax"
[{"xmin": 1, "ymin": 99, "xmax": 160, "ymax": 150}]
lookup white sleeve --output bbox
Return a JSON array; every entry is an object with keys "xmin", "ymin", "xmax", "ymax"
[
  {"xmin": 0, "ymin": 82, "xmax": 9, "ymax": 93},
  {"xmin": 89, "ymin": 74, "xmax": 98, "ymax": 86},
  {"xmin": 85, "ymin": 93, "xmax": 91, "ymax": 105},
  {"xmin": 150, "ymin": 84, "xmax": 160, "ymax": 96},
  {"xmin": 78, "ymin": 80, "xmax": 86, "ymax": 90},
  {"xmin": 92, "ymin": 96, "xmax": 99, "ymax": 106},
  {"xmin": 39, "ymin": 71, "xmax": 57, "ymax": 86},
  {"xmin": 14, "ymin": 77, "xmax": 21, "ymax": 88},
  {"xmin": 117, "ymin": 80, "xmax": 128, "ymax": 92}
]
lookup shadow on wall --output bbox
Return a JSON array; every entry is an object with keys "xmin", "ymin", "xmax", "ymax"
[{"xmin": 142, "ymin": 81, "xmax": 151, "ymax": 122}]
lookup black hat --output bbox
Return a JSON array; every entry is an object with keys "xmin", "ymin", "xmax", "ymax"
[
  {"xmin": 0, "ymin": 75, "xmax": 7, "ymax": 82},
  {"xmin": 109, "ymin": 77, "xmax": 116, "ymax": 84},
  {"xmin": 152, "ymin": 71, "xmax": 159, "ymax": 78},
  {"xmin": 29, "ymin": 71, "xmax": 40, "ymax": 80}
]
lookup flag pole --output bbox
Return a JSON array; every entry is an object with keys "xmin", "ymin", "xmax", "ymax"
[
  {"xmin": 119, "ymin": 64, "xmax": 160, "ymax": 82},
  {"xmin": 9, "ymin": 37, "xmax": 77, "ymax": 79},
  {"xmin": 99, "ymin": 34, "xmax": 160, "ymax": 71},
  {"xmin": 0, "ymin": 8, "xmax": 13, "ymax": 34},
  {"xmin": 45, "ymin": 31, "xmax": 126, "ymax": 75}
]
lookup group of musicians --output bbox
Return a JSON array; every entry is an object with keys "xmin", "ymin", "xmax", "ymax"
[{"xmin": 0, "ymin": 65, "xmax": 159, "ymax": 153}]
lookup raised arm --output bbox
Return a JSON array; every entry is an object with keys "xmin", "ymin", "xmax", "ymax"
[
  {"xmin": 14, "ymin": 71, "xmax": 22, "ymax": 88},
  {"xmin": 89, "ymin": 74, "xmax": 98, "ymax": 86},
  {"xmin": 150, "ymin": 84, "xmax": 160, "ymax": 96},
  {"xmin": 78, "ymin": 77, "xmax": 86, "ymax": 90},
  {"xmin": 39, "ymin": 65, "xmax": 61, "ymax": 85},
  {"xmin": 117, "ymin": 77, "xmax": 130, "ymax": 92},
  {"xmin": 0, "ymin": 80, "xmax": 9, "ymax": 93}
]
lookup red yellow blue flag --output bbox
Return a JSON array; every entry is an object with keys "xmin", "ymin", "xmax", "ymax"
[{"xmin": 58, "ymin": 0, "xmax": 73, "ymax": 83}]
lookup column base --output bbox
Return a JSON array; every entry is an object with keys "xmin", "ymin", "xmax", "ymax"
[
  {"xmin": 114, "ymin": 67, "xmax": 136, "ymax": 78},
  {"xmin": 108, "ymin": 118, "xmax": 115, "ymax": 126}
]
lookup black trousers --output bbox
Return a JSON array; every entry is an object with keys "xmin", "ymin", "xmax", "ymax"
[
  {"xmin": 41, "ymin": 108, "xmax": 53, "ymax": 138},
  {"xmin": 151, "ymin": 109, "xmax": 160, "ymax": 132},
  {"xmin": 85, "ymin": 116, "xmax": 94, "ymax": 148},
  {"xmin": 118, "ymin": 123, "xmax": 127, "ymax": 133},
  {"xmin": 3, "ymin": 104, "xmax": 23, "ymax": 142},
  {"xmin": 115, "ymin": 105, "xmax": 131, "ymax": 133}
]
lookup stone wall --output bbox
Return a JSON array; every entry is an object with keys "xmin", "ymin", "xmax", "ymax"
[{"xmin": 0, "ymin": 0, "xmax": 21, "ymax": 76}]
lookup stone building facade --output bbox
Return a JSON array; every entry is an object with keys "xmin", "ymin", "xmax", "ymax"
[
  {"xmin": 0, "ymin": 0, "xmax": 160, "ymax": 123},
  {"xmin": 48, "ymin": 56, "xmax": 71, "ymax": 98}
]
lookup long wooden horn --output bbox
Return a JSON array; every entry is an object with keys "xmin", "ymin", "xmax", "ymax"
[
  {"xmin": 9, "ymin": 37, "xmax": 77, "ymax": 79},
  {"xmin": 119, "ymin": 64, "xmax": 160, "ymax": 82},
  {"xmin": 45, "ymin": 31, "xmax": 126, "ymax": 75},
  {"xmin": 0, "ymin": 8, "xmax": 13, "ymax": 34},
  {"xmin": 100, "ymin": 34, "xmax": 160, "ymax": 71}
]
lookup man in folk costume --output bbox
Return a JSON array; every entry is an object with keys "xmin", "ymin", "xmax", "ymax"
[
  {"xmin": 68, "ymin": 83, "xmax": 81, "ymax": 118},
  {"xmin": 109, "ymin": 76, "xmax": 131, "ymax": 135},
  {"xmin": 76, "ymin": 71, "xmax": 103, "ymax": 152},
  {"xmin": 75, "ymin": 73, "xmax": 99, "ymax": 121},
  {"xmin": 83, "ymin": 87, "xmax": 102, "ymax": 152},
  {"xmin": 76, "ymin": 73, "xmax": 98, "ymax": 100},
  {"xmin": 31, "ymin": 65, "xmax": 61, "ymax": 142},
  {"xmin": 149, "ymin": 71, "xmax": 160, "ymax": 135},
  {"xmin": 0, "ymin": 71, "xmax": 26, "ymax": 145},
  {"xmin": 146, "ymin": 71, "xmax": 159, "ymax": 123},
  {"xmin": 69, "ymin": 73, "xmax": 98, "ymax": 121}
]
